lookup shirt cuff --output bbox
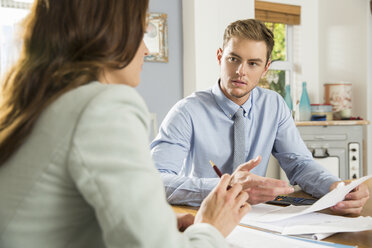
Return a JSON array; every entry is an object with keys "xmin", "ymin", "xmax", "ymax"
[
  {"xmin": 313, "ymin": 176, "xmax": 340, "ymax": 198},
  {"xmin": 200, "ymin": 178, "xmax": 220, "ymax": 200}
]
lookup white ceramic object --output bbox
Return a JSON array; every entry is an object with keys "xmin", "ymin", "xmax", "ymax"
[{"xmin": 324, "ymin": 83, "xmax": 352, "ymax": 119}]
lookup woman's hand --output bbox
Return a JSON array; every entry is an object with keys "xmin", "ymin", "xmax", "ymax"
[
  {"xmin": 176, "ymin": 213, "xmax": 195, "ymax": 232},
  {"xmin": 194, "ymin": 174, "xmax": 251, "ymax": 237}
]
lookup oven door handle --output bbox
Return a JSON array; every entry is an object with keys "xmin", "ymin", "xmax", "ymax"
[{"xmin": 312, "ymin": 148, "xmax": 330, "ymax": 158}]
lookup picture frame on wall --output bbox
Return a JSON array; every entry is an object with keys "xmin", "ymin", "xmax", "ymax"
[{"xmin": 144, "ymin": 13, "xmax": 168, "ymax": 63}]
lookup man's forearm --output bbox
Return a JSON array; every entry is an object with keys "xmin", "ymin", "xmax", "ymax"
[{"xmin": 159, "ymin": 171, "xmax": 219, "ymax": 206}]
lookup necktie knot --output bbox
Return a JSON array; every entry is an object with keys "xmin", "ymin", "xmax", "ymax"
[{"xmin": 234, "ymin": 107, "xmax": 245, "ymax": 119}]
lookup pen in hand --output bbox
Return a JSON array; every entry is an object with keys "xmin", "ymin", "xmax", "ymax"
[{"xmin": 209, "ymin": 160, "xmax": 232, "ymax": 190}]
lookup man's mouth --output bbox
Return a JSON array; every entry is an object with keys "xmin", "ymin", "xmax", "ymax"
[{"xmin": 231, "ymin": 79, "xmax": 247, "ymax": 86}]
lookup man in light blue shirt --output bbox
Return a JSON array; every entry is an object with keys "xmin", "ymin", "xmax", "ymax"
[{"xmin": 151, "ymin": 19, "xmax": 369, "ymax": 214}]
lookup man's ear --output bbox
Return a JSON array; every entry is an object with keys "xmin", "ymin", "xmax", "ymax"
[
  {"xmin": 261, "ymin": 60, "xmax": 271, "ymax": 77},
  {"xmin": 217, "ymin": 48, "xmax": 223, "ymax": 65}
]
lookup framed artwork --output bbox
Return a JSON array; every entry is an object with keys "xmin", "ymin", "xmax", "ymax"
[{"xmin": 144, "ymin": 13, "xmax": 168, "ymax": 63}]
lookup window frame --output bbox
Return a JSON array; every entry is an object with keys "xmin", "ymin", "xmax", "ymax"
[{"xmin": 268, "ymin": 24, "xmax": 294, "ymax": 89}]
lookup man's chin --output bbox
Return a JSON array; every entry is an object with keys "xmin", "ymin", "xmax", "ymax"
[{"xmin": 230, "ymin": 90, "xmax": 249, "ymax": 99}]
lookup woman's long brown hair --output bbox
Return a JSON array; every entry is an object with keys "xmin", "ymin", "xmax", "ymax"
[{"xmin": 0, "ymin": 0, "xmax": 149, "ymax": 165}]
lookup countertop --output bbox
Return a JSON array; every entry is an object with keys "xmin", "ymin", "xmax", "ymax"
[{"xmin": 295, "ymin": 120, "xmax": 370, "ymax": 126}]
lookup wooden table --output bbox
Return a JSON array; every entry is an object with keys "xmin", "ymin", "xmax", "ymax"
[{"xmin": 172, "ymin": 178, "xmax": 372, "ymax": 248}]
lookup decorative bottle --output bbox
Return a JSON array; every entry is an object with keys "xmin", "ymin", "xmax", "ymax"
[
  {"xmin": 299, "ymin": 81, "xmax": 311, "ymax": 121},
  {"xmin": 284, "ymin": 84, "xmax": 293, "ymax": 111}
]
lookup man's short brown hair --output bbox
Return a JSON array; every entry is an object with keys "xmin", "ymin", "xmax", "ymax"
[{"xmin": 223, "ymin": 19, "xmax": 274, "ymax": 65}]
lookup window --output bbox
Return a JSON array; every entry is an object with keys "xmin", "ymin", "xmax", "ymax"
[
  {"xmin": 0, "ymin": 1, "xmax": 30, "ymax": 77},
  {"xmin": 1, "ymin": 0, "xmax": 32, "ymax": 9},
  {"xmin": 255, "ymin": 0, "xmax": 300, "ymax": 99},
  {"xmin": 259, "ymin": 22, "xmax": 293, "ymax": 98}
]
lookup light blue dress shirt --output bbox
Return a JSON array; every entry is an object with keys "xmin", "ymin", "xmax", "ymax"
[{"xmin": 151, "ymin": 81, "xmax": 340, "ymax": 206}]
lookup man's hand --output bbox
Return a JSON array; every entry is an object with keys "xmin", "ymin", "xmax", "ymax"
[
  {"xmin": 329, "ymin": 180, "xmax": 370, "ymax": 215},
  {"xmin": 176, "ymin": 213, "xmax": 195, "ymax": 232},
  {"xmin": 230, "ymin": 156, "xmax": 294, "ymax": 205}
]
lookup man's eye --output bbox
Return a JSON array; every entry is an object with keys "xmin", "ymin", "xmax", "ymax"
[
  {"xmin": 228, "ymin": 57, "xmax": 238, "ymax": 62},
  {"xmin": 249, "ymin": 62, "xmax": 258, "ymax": 66}
]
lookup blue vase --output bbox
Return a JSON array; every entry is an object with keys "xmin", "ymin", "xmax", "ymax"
[
  {"xmin": 284, "ymin": 85, "xmax": 293, "ymax": 111},
  {"xmin": 299, "ymin": 82, "xmax": 311, "ymax": 121}
]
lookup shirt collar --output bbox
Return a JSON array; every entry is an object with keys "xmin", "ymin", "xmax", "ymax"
[{"xmin": 212, "ymin": 79, "xmax": 254, "ymax": 120}]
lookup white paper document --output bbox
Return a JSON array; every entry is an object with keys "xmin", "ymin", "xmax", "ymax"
[
  {"xmin": 258, "ymin": 175, "xmax": 372, "ymax": 222},
  {"xmin": 239, "ymin": 175, "xmax": 372, "ymax": 239},
  {"xmin": 227, "ymin": 225, "xmax": 339, "ymax": 248},
  {"xmin": 241, "ymin": 205, "xmax": 372, "ymax": 235},
  {"xmin": 226, "ymin": 226, "xmax": 353, "ymax": 248},
  {"xmin": 281, "ymin": 214, "xmax": 372, "ymax": 235}
]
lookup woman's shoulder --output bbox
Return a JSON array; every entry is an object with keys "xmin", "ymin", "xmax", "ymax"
[
  {"xmin": 38, "ymin": 82, "xmax": 150, "ymax": 136},
  {"xmin": 67, "ymin": 82, "xmax": 144, "ymax": 103},
  {"xmin": 56, "ymin": 82, "xmax": 148, "ymax": 114}
]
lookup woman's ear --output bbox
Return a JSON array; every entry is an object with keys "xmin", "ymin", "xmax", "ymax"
[{"xmin": 216, "ymin": 48, "xmax": 223, "ymax": 65}]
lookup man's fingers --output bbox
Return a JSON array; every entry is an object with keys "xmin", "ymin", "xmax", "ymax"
[
  {"xmin": 330, "ymin": 183, "xmax": 369, "ymax": 216},
  {"xmin": 345, "ymin": 184, "xmax": 370, "ymax": 200},
  {"xmin": 242, "ymin": 176, "xmax": 291, "ymax": 189},
  {"xmin": 237, "ymin": 155, "xmax": 262, "ymax": 172},
  {"xmin": 346, "ymin": 190, "xmax": 369, "ymax": 200},
  {"xmin": 246, "ymin": 185, "xmax": 294, "ymax": 198},
  {"xmin": 243, "ymin": 185, "xmax": 294, "ymax": 205},
  {"xmin": 249, "ymin": 195, "xmax": 277, "ymax": 205},
  {"xmin": 334, "ymin": 198, "xmax": 368, "ymax": 209},
  {"xmin": 331, "ymin": 205, "xmax": 363, "ymax": 215}
]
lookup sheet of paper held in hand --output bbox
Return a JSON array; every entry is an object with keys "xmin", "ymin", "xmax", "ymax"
[
  {"xmin": 256, "ymin": 175, "xmax": 372, "ymax": 222},
  {"xmin": 239, "ymin": 175, "xmax": 372, "ymax": 237}
]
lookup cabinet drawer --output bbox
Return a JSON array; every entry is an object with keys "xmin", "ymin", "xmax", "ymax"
[{"xmin": 301, "ymin": 134, "xmax": 347, "ymax": 141}]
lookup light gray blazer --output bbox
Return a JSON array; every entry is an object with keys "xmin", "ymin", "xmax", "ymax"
[{"xmin": 0, "ymin": 82, "xmax": 226, "ymax": 248}]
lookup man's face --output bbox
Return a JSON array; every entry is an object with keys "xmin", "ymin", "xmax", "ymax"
[{"xmin": 218, "ymin": 36, "xmax": 271, "ymax": 106}]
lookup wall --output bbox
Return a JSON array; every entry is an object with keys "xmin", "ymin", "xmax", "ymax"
[
  {"xmin": 318, "ymin": 0, "xmax": 368, "ymax": 119},
  {"xmin": 182, "ymin": 0, "xmax": 255, "ymax": 97},
  {"xmin": 137, "ymin": 0, "xmax": 183, "ymax": 124},
  {"xmin": 368, "ymin": 1, "xmax": 372, "ymax": 175},
  {"xmin": 318, "ymin": 0, "xmax": 370, "ymax": 175}
]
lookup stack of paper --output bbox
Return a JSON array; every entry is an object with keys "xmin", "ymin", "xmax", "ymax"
[
  {"xmin": 240, "ymin": 175, "xmax": 372, "ymax": 240},
  {"xmin": 227, "ymin": 225, "xmax": 357, "ymax": 248}
]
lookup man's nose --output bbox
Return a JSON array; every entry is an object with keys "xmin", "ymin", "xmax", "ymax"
[{"xmin": 236, "ymin": 63, "xmax": 247, "ymax": 76}]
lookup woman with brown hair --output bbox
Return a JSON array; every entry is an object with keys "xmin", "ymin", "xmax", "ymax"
[{"xmin": 0, "ymin": 1, "xmax": 250, "ymax": 247}]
